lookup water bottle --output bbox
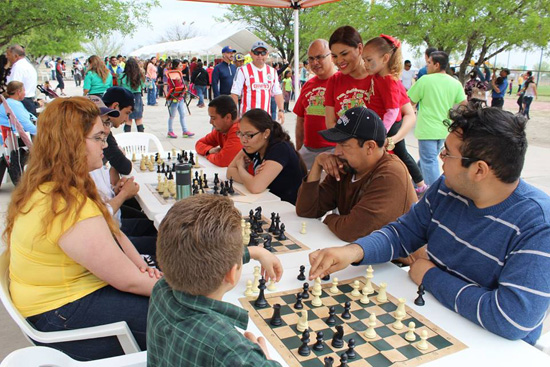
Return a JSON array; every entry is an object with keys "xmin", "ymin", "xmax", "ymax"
[{"xmin": 175, "ymin": 163, "xmax": 191, "ymax": 200}]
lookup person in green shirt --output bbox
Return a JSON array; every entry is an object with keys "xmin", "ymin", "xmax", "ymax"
[
  {"xmin": 83, "ymin": 55, "xmax": 113, "ymax": 96},
  {"xmin": 282, "ymin": 70, "xmax": 293, "ymax": 113},
  {"xmin": 147, "ymin": 195, "xmax": 283, "ymax": 367},
  {"xmin": 119, "ymin": 57, "xmax": 145, "ymax": 132}
]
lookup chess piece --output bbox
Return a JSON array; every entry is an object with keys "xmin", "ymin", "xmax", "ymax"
[
  {"xmin": 267, "ymin": 279, "xmax": 277, "ymax": 291},
  {"xmin": 132, "ymin": 152, "xmax": 136, "ymax": 162},
  {"xmin": 263, "ymin": 236, "xmax": 273, "ymax": 252},
  {"xmin": 311, "ymin": 291, "xmax": 323, "ymax": 307},
  {"xmin": 277, "ymin": 223, "xmax": 287, "ymax": 240},
  {"xmin": 244, "ymin": 280, "xmax": 253, "ymax": 296},
  {"xmin": 329, "ymin": 278, "xmax": 339, "ymax": 294},
  {"xmin": 294, "ymin": 293, "xmax": 304, "ymax": 309},
  {"xmin": 252, "ymin": 266, "xmax": 260, "ymax": 293},
  {"xmin": 241, "ymin": 219, "xmax": 246, "ymax": 241},
  {"xmin": 202, "ymin": 174, "xmax": 208, "ymax": 188},
  {"xmin": 312, "ymin": 277, "xmax": 322, "ymax": 296},
  {"xmin": 272, "ymin": 214, "xmax": 281, "ymax": 236},
  {"xmin": 297, "ymin": 265, "xmax": 306, "ymax": 281},
  {"xmin": 338, "ymin": 352, "xmax": 349, "ymax": 367},
  {"xmin": 341, "ymin": 301, "xmax": 351, "ymax": 319},
  {"xmin": 405, "ymin": 322, "xmax": 417, "ymax": 341},
  {"xmin": 300, "ymin": 221, "xmax": 307, "ymax": 234},
  {"xmin": 214, "ymin": 172, "xmax": 219, "ymax": 185},
  {"xmin": 297, "ymin": 310, "xmax": 308, "ymax": 332},
  {"xmin": 395, "ymin": 298, "xmax": 406, "ymax": 317},
  {"xmin": 322, "ymin": 274, "xmax": 331, "ymax": 281},
  {"xmin": 364, "ymin": 265, "xmax": 374, "ymax": 294},
  {"xmin": 313, "ymin": 331, "xmax": 324, "ymax": 351},
  {"xmin": 392, "ymin": 298, "xmax": 406, "ymax": 330},
  {"xmin": 376, "ymin": 282, "xmax": 388, "ymax": 302},
  {"xmin": 301, "ymin": 283, "xmax": 310, "ymax": 299},
  {"xmin": 268, "ymin": 212, "xmax": 276, "ymax": 232},
  {"xmin": 346, "ymin": 338, "xmax": 356, "ymax": 359},
  {"xmin": 248, "ymin": 231, "xmax": 259, "ymax": 247},
  {"xmin": 243, "ymin": 222, "xmax": 251, "ymax": 246},
  {"xmin": 351, "ymin": 280, "xmax": 361, "ymax": 297},
  {"xmin": 415, "ymin": 284, "xmax": 426, "ymax": 306},
  {"xmin": 162, "ymin": 188, "xmax": 170, "ymax": 199},
  {"xmin": 417, "ymin": 330, "xmax": 429, "ymax": 350},
  {"xmin": 269, "ymin": 303, "xmax": 283, "ymax": 326},
  {"xmin": 360, "ymin": 284, "xmax": 371, "ymax": 304},
  {"xmin": 213, "ymin": 184, "xmax": 219, "ymax": 195},
  {"xmin": 364, "ymin": 313, "xmax": 377, "ymax": 339},
  {"xmin": 227, "ymin": 178, "xmax": 235, "ymax": 194},
  {"xmin": 326, "ymin": 306, "xmax": 336, "ymax": 325},
  {"xmin": 331, "ymin": 325, "xmax": 344, "ymax": 348},
  {"xmin": 254, "ymin": 206, "xmax": 262, "ymax": 220},
  {"xmin": 298, "ymin": 330, "xmax": 311, "ymax": 356},
  {"xmin": 254, "ymin": 278, "xmax": 269, "ymax": 308},
  {"xmin": 324, "ymin": 357, "xmax": 334, "ymax": 367}
]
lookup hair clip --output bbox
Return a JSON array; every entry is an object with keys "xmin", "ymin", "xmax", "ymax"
[{"xmin": 380, "ymin": 34, "xmax": 401, "ymax": 49}]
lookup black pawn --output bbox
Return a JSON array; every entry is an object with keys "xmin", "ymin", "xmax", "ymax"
[
  {"xmin": 277, "ymin": 223, "xmax": 287, "ymax": 240},
  {"xmin": 214, "ymin": 173, "xmax": 219, "ymax": 184},
  {"xmin": 326, "ymin": 306, "xmax": 336, "ymax": 325},
  {"xmin": 227, "ymin": 178, "xmax": 235, "ymax": 194},
  {"xmin": 189, "ymin": 152, "xmax": 195, "ymax": 166},
  {"xmin": 157, "ymin": 164, "xmax": 161, "ymax": 173},
  {"xmin": 194, "ymin": 171, "xmax": 199, "ymax": 180},
  {"xmin": 270, "ymin": 303, "xmax": 283, "ymax": 326},
  {"xmin": 338, "ymin": 352, "xmax": 349, "ymax": 367},
  {"xmin": 331, "ymin": 325, "xmax": 344, "ymax": 348},
  {"xmin": 414, "ymin": 283, "xmax": 426, "ymax": 306},
  {"xmin": 213, "ymin": 185, "xmax": 219, "ymax": 195},
  {"xmin": 222, "ymin": 183, "xmax": 229, "ymax": 196},
  {"xmin": 324, "ymin": 357, "xmax": 334, "ymax": 367},
  {"xmin": 313, "ymin": 331, "xmax": 324, "ymax": 351},
  {"xmin": 202, "ymin": 174, "xmax": 208, "ymax": 188},
  {"xmin": 254, "ymin": 278, "xmax": 269, "ymax": 308},
  {"xmin": 167, "ymin": 152, "xmax": 171, "ymax": 160},
  {"xmin": 172, "ymin": 163, "xmax": 176, "ymax": 172},
  {"xmin": 168, "ymin": 171, "xmax": 173, "ymax": 180},
  {"xmin": 341, "ymin": 301, "xmax": 351, "ymax": 320},
  {"xmin": 297, "ymin": 265, "xmax": 306, "ymax": 281},
  {"xmin": 298, "ymin": 330, "xmax": 311, "ymax": 356},
  {"xmin": 268, "ymin": 212, "xmax": 276, "ymax": 233},
  {"xmin": 322, "ymin": 274, "xmax": 331, "ymax": 281},
  {"xmin": 345, "ymin": 338, "xmax": 356, "ymax": 359},
  {"xmin": 294, "ymin": 293, "xmax": 304, "ymax": 309},
  {"xmin": 301, "ymin": 283, "xmax": 310, "ymax": 299}
]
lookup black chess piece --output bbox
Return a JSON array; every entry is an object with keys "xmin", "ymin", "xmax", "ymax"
[
  {"xmin": 157, "ymin": 164, "xmax": 161, "ymax": 173},
  {"xmin": 270, "ymin": 304, "xmax": 283, "ymax": 326},
  {"xmin": 294, "ymin": 293, "xmax": 304, "ymax": 309},
  {"xmin": 189, "ymin": 152, "xmax": 195, "ymax": 166},
  {"xmin": 263, "ymin": 236, "xmax": 273, "ymax": 252},
  {"xmin": 297, "ymin": 265, "xmax": 306, "ymax": 281},
  {"xmin": 338, "ymin": 352, "xmax": 349, "ymax": 367},
  {"xmin": 326, "ymin": 306, "xmax": 336, "ymax": 325},
  {"xmin": 214, "ymin": 173, "xmax": 219, "ymax": 185},
  {"xmin": 277, "ymin": 223, "xmax": 287, "ymax": 240},
  {"xmin": 254, "ymin": 278, "xmax": 269, "ymax": 308},
  {"xmin": 272, "ymin": 214, "xmax": 281, "ymax": 236},
  {"xmin": 414, "ymin": 283, "xmax": 426, "ymax": 306},
  {"xmin": 313, "ymin": 331, "xmax": 324, "ymax": 351},
  {"xmin": 155, "ymin": 152, "xmax": 159, "ymax": 161},
  {"xmin": 255, "ymin": 206, "xmax": 262, "ymax": 220},
  {"xmin": 268, "ymin": 213, "xmax": 276, "ymax": 233},
  {"xmin": 220, "ymin": 183, "xmax": 228, "ymax": 196},
  {"xmin": 301, "ymin": 283, "xmax": 310, "ymax": 299},
  {"xmin": 168, "ymin": 171, "xmax": 173, "ymax": 180},
  {"xmin": 298, "ymin": 330, "xmax": 311, "ymax": 356},
  {"xmin": 202, "ymin": 174, "xmax": 208, "ymax": 188},
  {"xmin": 177, "ymin": 153, "xmax": 181, "ymax": 161},
  {"xmin": 213, "ymin": 185, "xmax": 219, "ymax": 195},
  {"xmin": 192, "ymin": 184, "xmax": 199, "ymax": 195},
  {"xmin": 331, "ymin": 325, "xmax": 344, "ymax": 348},
  {"xmin": 194, "ymin": 171, "xmax": 199, "ymax": 180},
  {"xmin": 341, "ymin": 301, "xmax": 351, "ymax": 320},
  {"xmin": 324, "ymin": 356, "xmax": 334, "ymax": 367},
  {"xmin": 228, "ymin": 177, "xmax": 235, "ymax": 194},
  {"xmin": 248, "ymin": 232, "xmax": 259, "ymax": 247},
  {"xmin": 345, "ymin": 338, "xmax": 356, "ymax": 359},
  {"xmin": 167, "ymin": 152, "xmax": 171, "ymax": 160},
  {"xmin": 322, "ymin": 274, "xmax": 331, "ymax": 281},
  {"xmin": 172, "ymin": 163, "xmax": 176, "ymax": 172}
]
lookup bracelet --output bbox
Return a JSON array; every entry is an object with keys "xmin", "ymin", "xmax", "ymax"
[{"xmin": 278, "ymin": 109, "xmax": 284, "ymax": 113}]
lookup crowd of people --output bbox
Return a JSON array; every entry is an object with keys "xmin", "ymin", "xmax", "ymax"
[{"xmin": 1, "ymin": 23, "xmax": 550, "ymax": 367}]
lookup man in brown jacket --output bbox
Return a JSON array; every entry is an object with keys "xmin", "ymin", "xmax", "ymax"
[{"xmin": 295, "ymin": 107, "xmax": 417, "ymax": 242}]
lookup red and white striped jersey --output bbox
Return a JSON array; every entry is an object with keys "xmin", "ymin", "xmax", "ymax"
[{"xmin": 231, "ymin": 63, "xmax": 282, "ymax": 115}]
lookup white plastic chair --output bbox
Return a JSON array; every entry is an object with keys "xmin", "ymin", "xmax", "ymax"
[
  {"xmin": 0, "ymin": 346, "xmax": 147, "ymax": 367},
  {"xmin": 113, "ymin": 132, "xmax": 165, "ymax": 159},
  {"xmin": 0, "ymin": 250, "xmax": 141, "ymax": 355}
]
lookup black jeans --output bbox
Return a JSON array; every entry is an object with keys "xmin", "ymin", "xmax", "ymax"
[
  {"xmin": 22, "ymin": 97, "xmax": 37, "ymax": 116},
  {"xmin": 491, "ymin": 97, "xmax": 504, "ymax": 108},
  {"xmin": 388, "ymin": 120, "xmax": 424, "ymax": 184}
]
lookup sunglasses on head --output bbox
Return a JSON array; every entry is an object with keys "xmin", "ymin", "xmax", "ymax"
[{"xmin": 252, "ymin": 50, "xmax": 267, "ymax": 56}]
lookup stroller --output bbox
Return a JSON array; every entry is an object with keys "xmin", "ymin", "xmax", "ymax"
[
  {"xmin": 37, "ymin": 82, "xmax": 59, "ymax": 103},
  {"xmin": 165, "ymin": 69, "xmax": 197, "ymax": 115}
]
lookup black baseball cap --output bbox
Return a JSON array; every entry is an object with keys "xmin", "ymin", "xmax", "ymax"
[
  {"xmin": 86, "ymin": 95, "xmax": 120, "ymax": 117},
  {"xmin": 102, "ymin": 87, "xmax": 135, "ymax": 110},
  {"xmin": 319, "ymin": 107, "xmax": 386, "ymax": 144}
]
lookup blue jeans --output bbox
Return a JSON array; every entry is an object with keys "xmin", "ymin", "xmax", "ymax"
[
  {"xmin": 28, "ymin": 286, "xmax": 149, "ymax": 361},
  {"xmin": 270, "ymin": 96, "xmax": 277, "ymax": 120},
  {"xmin": 523, "ymin": 96, "xmax": 534, "ymax": 119},
  {"xmin": 147, "ymin": 82, "xmax": 157, "ymax": 105},
  {"xmin": 195, "ymin": 85, "xmax": 207, "ymax": 106},
  {"xmin": 418, "ymin": 139, "xmax": 445, "ymax": 186},
  {"xmin": 167, "ymin": 100, "xmax": 188, "ymax": 133}
]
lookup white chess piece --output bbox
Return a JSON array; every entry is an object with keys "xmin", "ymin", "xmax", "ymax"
[
  {"xmin": 360, "ymin": 284, "xmax": 371, "ymax": 304},
  {"xmin": 364, "ymin": 313, "xmax": 377, "ymax": 339},
  {"xmin": 417, "ymin": 330, "xmax": 429, "ymax": 350},
  {"xmin": 311, "ymin": 292, "xmax": 323, "ymax": 307},
  {"xmin": 395, "ymin": 298, "xmax": 406, "ymax": 317},
  {"xmin": 244, "ymin": 280, "xmax": 253, "ymax": 296},
  {"xmin": 392, "ymin": 310, "xmax": 405, "ymax": 330},
  {"xmin": 365, "ymin": 265, "xmax": 374, "ymax": 294},
  {"xmin": 252, "ymin": 266, "xmax": 260, "ymax": 293},
  {"xmin": 312, "ymin": 277, "xmax": 322, "ymax": 296},
  {"xmin": 329, "ymin": 278, "xmax": 339, "ymax": 294},
  {"xmin": 405, "ymin": 322, "xmax": 417, "ymax": 341},
  {"xmin": 297, "ymin": 310, "xmax": 308, "ymax": 332},
  {"xmin": 241, "ymin": 219, "xmax": 246, "ymax": 241},
  {"xmin": 351, "ymin": 280, "xmax": 361, "ymax": 297},
  {"xmin": 243, "ymin": 222, "xmax": 251, "ymax": 245},
  {"xmin": 376, "ymin": 282, "xmax": 388, "ymax": 302},
  {"xmin": 300, "ymin": 222, "xmax": 307, "ymax": 234},
  {"xmin": 267, "ymin": 279, "xmax": 277, "ymax": 291}
]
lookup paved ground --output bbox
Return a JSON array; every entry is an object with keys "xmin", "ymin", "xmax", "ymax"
[{"xmin": 0, "ymin": 82, "xmax": 549, "ymax": 359}]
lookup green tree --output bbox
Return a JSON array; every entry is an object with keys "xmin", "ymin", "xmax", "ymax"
[{"xmin": 2, "ymin": 0, "xmax": 158, "ymax": 56}]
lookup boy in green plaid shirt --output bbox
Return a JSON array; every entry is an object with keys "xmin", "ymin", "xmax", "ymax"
[{"xmin": 147, "ymin": 195, "xmax": 283, "ymax": 366}]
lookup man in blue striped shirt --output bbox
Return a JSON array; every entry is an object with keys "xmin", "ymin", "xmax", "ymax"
[{"xmin": 309, "ymin": 106, "xmax": 550, "ymax": 345}]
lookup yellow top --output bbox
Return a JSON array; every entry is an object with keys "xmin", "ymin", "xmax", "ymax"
[{"xmin": 9, "ymin": 183, "xmax": 108, "ymax": 317}]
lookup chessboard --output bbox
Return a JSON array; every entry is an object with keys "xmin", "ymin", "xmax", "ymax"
[
  {"xmin": 240, "ymin": 275, "xmax": 466, "ymax": 367},
  {"xmin": 244, "ymin": 210, "xmax": 310, "ymax": 255},
  {"xmin": 145, "ymin": 181, "xmax": 246, "ymax": 205}
]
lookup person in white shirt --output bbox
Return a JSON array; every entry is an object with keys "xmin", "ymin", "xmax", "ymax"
[
  {"xmin": 231, "ymin": 41, "xmax": 285, "ymax": 124},
  {"xmin": 6, "ymin": 45, "xmax": 38, "ymax": 116},
  {"xmin": 401, "ymin": 59, "xmax": 415, "ymax": 90}
]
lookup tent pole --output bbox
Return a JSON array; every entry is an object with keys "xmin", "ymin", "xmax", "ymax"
[{"xmin": 294, "ymin": 8, "xmax": 300, "ymax": 99}]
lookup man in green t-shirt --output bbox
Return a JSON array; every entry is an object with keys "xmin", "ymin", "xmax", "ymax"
[{"xmin": 407, "ymin": 51, "xmax": 467, "ymax": 185}]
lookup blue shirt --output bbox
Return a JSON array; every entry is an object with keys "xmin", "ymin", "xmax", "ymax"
[
  {"xmin": 355, "ymin": 177, "xmax": 550, "ymax": 345},
  {"xmin": 416, "ymin": 66, "xmax": 427, "ymax": 80},
  {"xmin": 212, "ymin": 61, "xmax": 237, "ymax": 97},
  {"xmin": 0, "ymin": 98, "xmax": 37, "ymax": 144},
  {"xmin": 492, "ymin": 77, "xmax": 508, "ymax": 98}
]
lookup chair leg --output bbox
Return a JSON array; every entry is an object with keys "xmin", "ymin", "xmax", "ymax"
[{"xmin": 0, "ymin": 156, "xmax": 7, "ymax": 187}]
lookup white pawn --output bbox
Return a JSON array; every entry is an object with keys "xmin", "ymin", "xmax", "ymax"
[
  {"xmin": 252, "ymin": 266, "xmax": 260, "ymax": 293},
  {"xmin": 267, "ymin": 279, "xmax": 277, "ymax": 291},
  {"xmin": 360, "ymin": 284, "xmax": 371, "ymax": 304},
  {"xmin": 243, "ymin": 222, "xmax": 251, "ymax": 245},
  {"xmin": 244, "ymin": 280, "xmax": 253, "ymax": 296},
  {"xmin": 364, "ymin": 313, "xmax": 377, "ymax": 339},
  {"xmin": 300, "ymin": 222, "xmax": 307, "ymax": 234},
  {"xmin": 376, "ymin": 282, "xmax": 388, "ymax": 302},
  {"xmin": 351, "ymin": 280, "xmax": 361, "ymax": 297},
  {"xmin": 241, "ymin": 219, "xmax": 246, "ymax": 240},
  {"xmin": 417, "ymin": 330, "xmax": 429, "ymax": 350},
  {"xmin": 405, "ymin": 322, "xmax": 416, "ymax": 341},
  {"xmin": 329, "ymin": 278, "xmax": 339, "ymax": 294},
  {"xmin": 311, "ymin": 292, "xmax": 323, "ymax": 307},
  {"xmin": 297, "ymin": 310, "xmax": 308, "ymax": 332}
]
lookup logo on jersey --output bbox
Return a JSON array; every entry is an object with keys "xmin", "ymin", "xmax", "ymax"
[
  {"xmin": 267, "ymin": 73, "xmax": 272, "ymax": 81},
  {"xmin": 252, "ymin": 83, "xmax": 270, "ymax": 91}
]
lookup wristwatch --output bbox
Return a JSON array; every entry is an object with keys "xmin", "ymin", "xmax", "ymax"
[
  {"xmin": 386, "ymin": 137, "xmax": 395, "ymax": 151},
  {"xmin": 278, "ymin": 109, "xmax": 284, "ymax": 113}
]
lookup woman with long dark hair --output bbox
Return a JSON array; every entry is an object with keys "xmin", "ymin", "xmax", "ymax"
[{"xmin": 120, "ymin": 57, "xmax": 145, "ymax": 132}]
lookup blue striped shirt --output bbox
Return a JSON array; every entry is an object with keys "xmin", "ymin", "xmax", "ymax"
[{"xmin": 355, "ymin": 177, "xmax": 550, "ymax": 344}]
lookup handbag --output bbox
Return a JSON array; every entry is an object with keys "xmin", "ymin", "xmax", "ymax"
[{"xmin": 145, "ymin": 77, "xmax": 154, "ymax": 89}]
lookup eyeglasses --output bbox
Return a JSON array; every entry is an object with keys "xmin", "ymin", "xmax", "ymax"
[
  {"xmin": 236, "ymin": 131, "xmax": 261, "ymax": 140},
  {"xmin": 439, "ymin": 147, "xmax": 479, "ymax": 162},
  {"xmin": 86, "ymin": 135, "xmax": 108, "ymax": 144},
  {"xmin": 308, "ymin": 53, "xmax": 331, "ymax": 63},
  {"xmin": 252, "ymin": 50, "xmax": 267, "ymax": 56}
]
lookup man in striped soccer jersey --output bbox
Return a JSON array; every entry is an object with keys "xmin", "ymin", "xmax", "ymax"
[
  {"xmin": 231, "ymin": 41, "xmax": 285, "ymax": 124},
  {"xmin": 308, "ymin": 106, "xmax": 550, "ymax": 346}
]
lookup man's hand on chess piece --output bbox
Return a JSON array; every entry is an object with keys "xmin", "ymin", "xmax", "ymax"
[{"xmin": 308, "ymin": 244, "xmax": 365, "ymax": 280}]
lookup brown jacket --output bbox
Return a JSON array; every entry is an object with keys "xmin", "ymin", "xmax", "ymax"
[{"xmin": 295, "ymin": 153, "xmax": 417, "ymax": 242}]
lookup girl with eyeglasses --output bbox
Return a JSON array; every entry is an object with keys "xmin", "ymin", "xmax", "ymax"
[{"xmin": 227, "ymin": 108, "xmax": 306, "ymax": 204}]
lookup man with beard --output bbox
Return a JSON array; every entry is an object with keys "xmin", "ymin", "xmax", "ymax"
[{"xmin": 295, "ymin": 107, "xmax": 416, "ymax": 242}]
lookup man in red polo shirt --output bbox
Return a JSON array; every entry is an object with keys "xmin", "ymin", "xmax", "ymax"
[
  {"xmin": 293, "ymin": 39, "xmax": 336, "ymax": 169},
  {"xmin": 195, "ymin": 95, "xmax": 242, "ymax": 167}
]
